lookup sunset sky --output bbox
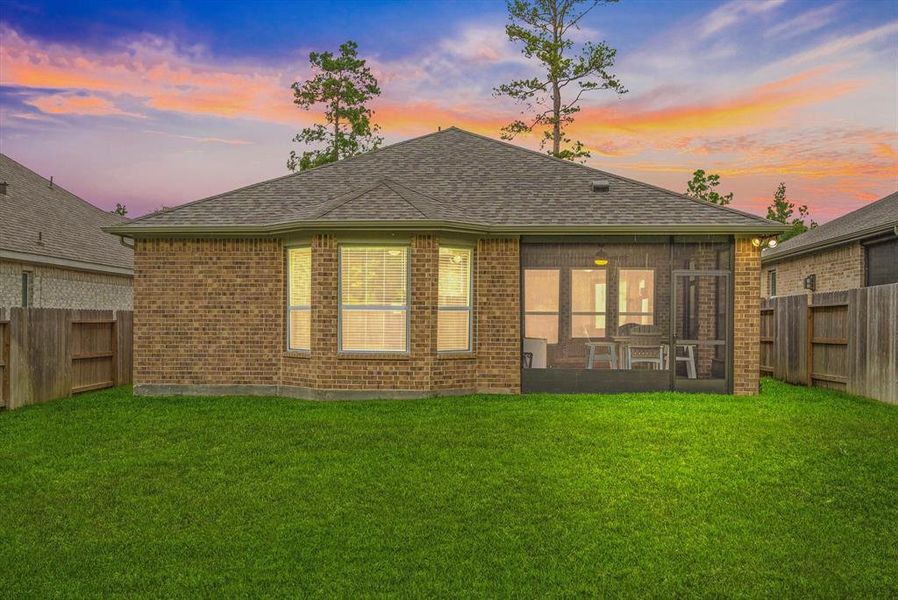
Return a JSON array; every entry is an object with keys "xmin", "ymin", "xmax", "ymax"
[{"xmin": 1, "ymin": 0, "xmax": 896, "ymax": 221}]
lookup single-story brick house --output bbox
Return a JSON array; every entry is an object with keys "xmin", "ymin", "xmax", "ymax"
[
  {"xmin": 106, "ymin": 128, "xmax": 785, "ymax": 398},
  {"xmin": 1, "ymin": 154, "xmax": 133, "ymax": 310},
  {"xmin": 761, "ymin": 192, "xmax": 898, "ymax": 297}
]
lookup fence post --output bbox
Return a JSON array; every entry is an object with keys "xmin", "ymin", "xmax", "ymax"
[{"xmin": 806, "ymin": 297, "xmax": 813, "ymax": 387}]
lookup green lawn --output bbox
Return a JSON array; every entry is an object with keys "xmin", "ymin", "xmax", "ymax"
[{"xmin": 1, "ymin": 380, "xmax": 897, "ymax": 598}]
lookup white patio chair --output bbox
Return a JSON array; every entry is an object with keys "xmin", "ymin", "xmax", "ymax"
[{"xmin": 582, "ymin": 326, "xmax": 617, "ymax": 369}]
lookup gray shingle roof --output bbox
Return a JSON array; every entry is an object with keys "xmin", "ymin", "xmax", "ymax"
[
  {"xmin": 763, "ymin": 191, "xmax": 898, "ymax": 262},
  {"xmin": 0, "ymin": 153, "xmax": 133, "ymax": 273},
  {"xmin": 109, "ymin": 127, "xmax": 784, "ymax": 235}
]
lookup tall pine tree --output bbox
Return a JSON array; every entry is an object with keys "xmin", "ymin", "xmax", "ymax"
[{"xmin": 288, "ymin": 41, "xmax": 382, "ymax": 171}]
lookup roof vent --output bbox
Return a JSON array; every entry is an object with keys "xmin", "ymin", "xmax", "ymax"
[
  {"xmin": 0, "ymin": 181, "xmax": 7, "ymax": 195},
  {"xmin": 591, "ymin": 179, "xmax": 610, "ymax": 192}
]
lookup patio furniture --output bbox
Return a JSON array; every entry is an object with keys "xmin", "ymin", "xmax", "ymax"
[
  {"xmin": 585, "ymin": 342, "xmax": 618, "ymax": 369},
  {"xmin": 582, "ymin": 326, "xmax": 618, "ymax": 369},
  {"xmin": 667, "ymin": 344, "xmax": 697, "ymax": 379},
  {"xmin": 523, "ymin": 337, "xmax": 547, "ymax": 369},
  {"xmin": 627, "ymin": 327, "xmax": 664, "ymax": 370},
  {"xmin": 522, "ymin": 352, "xmax": 533, "ymax": 368}
]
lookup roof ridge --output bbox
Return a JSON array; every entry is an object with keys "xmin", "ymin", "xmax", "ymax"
[
  {"xmin": 0, "ymin": 153, "xmax": 126, "ymax": 224},
  {"xmin": 443, "ymin": 127, "xmax": 778, "ymax": 226}
]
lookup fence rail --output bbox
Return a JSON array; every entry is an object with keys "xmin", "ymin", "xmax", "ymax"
[
  {"xmin": 760, "ymin": 283, "xmax": 898, "ymax": 404},
  {"xmin": 0, "ymin": 308, "xmax": 132, "ymax": 410}
]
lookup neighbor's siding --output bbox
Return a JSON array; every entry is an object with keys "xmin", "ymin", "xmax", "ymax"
[
  {"xmin": 733, "ymin": 236, "xmax": 761, "ymax": 396},
  {"xmin": 761, "ymin": 242, "xmax": 864, "ymax": 298},
  {"xmin": 0, "ymin": 260, "xmax": 132, "ymax": 310}
]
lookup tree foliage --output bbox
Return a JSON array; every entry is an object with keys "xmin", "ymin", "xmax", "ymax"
[
  {"xmin": 494, "ymin": 0, "xmax": 627, "ymax": 161},
  {"xmin": 685, "ymin": 169, "xmax": 734, "ymax": 206},
  {"xmin": 766, "ymin": 182, "xmax": 816, "ymax": 241},
  {"xmin": 288, "ymin": 41, "xmax": 382, "ymax": 172},
  {"xmin": 111, "ymin": 203, "xmax": 127, "ymax": 216}
]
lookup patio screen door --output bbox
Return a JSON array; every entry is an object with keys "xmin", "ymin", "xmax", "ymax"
[{"xmin": 671, "ymin": 270, "xmax": 731, "ymax": 393}]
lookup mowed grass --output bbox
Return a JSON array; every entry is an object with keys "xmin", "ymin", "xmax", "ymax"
[{"xmin": 1, "ymin": 379, "xmax": 897, "ymax": 598}]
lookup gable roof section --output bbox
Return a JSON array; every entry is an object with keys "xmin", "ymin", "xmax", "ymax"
[
  {"xmin": 107, "ymin": 127, "xmax": 785, "ymax": 236},
  {"xmin": 763, "ymin": 191, "xmax": 898, "ymax": 263},
  {"xmin": 1, "ymin": 154, "xmax": 133, "ymax": 274}
]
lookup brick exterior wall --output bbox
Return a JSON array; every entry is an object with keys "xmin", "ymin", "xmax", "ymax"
[
  {"xmin": 133, "ymin": 238, "xmax": 282, "ymax": 386},
  {"xmin": 733, "ymin": 236, "xmax": 760, "ymax": 396},
  {"xmin": 760, "ymin": 242, "xmax": 864, "ymax": 298},
  {"xmin": 0, "ymin": 259, "xmax": 132, "ymax": 310},
  {"xmin": 134, "ymin": 234, "xmax": 757, "ymax": 398},
  {"xmin": 135, "ymin": 234, "xmax": 520, "ymax": 397}
]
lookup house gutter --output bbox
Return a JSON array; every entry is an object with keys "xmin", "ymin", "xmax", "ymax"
[
  {"xmin": 104, "ymin": 219, "xmax": 788, "ymax": 238},
  {"xmin": 761, "ymin": 221, "xmax": 898, "ymax": 265}
]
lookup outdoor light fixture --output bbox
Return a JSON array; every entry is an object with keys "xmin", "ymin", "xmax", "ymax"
[
  {"xmin": 752, "ymin": 236, "xmax": 779, "ymax": 249},
  {"xmin": 593, "ymin": 246, "xmax": 609, "ymax": 266}
]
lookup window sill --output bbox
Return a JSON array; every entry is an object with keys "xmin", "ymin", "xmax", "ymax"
[
  {"xmin": 284, "ymin": 350, "xmax": 311, "ymax": 359},
  {"xmin": 437, "ymin": 351, "xmax": 476, "ymax": 360},
  {"xmin": 337, "ymin": 352, "xmax": 411, "ymax": 361}
]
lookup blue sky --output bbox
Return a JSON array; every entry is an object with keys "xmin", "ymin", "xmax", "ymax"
[{"xmin": 1, "ymin": 0, "xmax": 896, "ymax": 219}]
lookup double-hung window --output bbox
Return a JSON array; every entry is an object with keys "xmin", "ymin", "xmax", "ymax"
[
  {"xmin": 618, "ymin": 269, "xmax": 654, "ymax": 326},
  {"xmin": 571, "ymin": 269, "xmax": 607, "ymax": 338},
  {"xmin": 438, "ymin": 247, "xmax": 473, "ymax": 352},
  {"xmin": 287, "ymin": 247, "xmax": 311, "ymax": 351},
  {"xmin": 523, "ymin": 269, "xmax": 559, "ymax": 344},
  {"xmin": 340, "ymin": 246, "xmax": 409, "ymax": 352}
]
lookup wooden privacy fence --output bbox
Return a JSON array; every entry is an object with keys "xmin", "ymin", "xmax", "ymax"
[
  {"xmin": 760, "ymin": 283, "xmax": 898, "ymax": 404},
  {"xmin": 0, "ymin": 308, "xmax": 132, "ymax": 410}
]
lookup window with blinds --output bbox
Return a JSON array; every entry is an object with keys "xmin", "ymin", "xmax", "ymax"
[
  {"xmin": 287, "ymin": 247, "xmax": 311, "ymax": 350},
  {"xmin": 438, "ymin": 247, "xmax": 473, "ymax": 351},
  {"xmin": 339, "ymin": 246, "xmax": 408, "ymax": 352}
]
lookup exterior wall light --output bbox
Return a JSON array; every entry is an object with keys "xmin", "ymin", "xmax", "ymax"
[{"xmin": 752, "ymin": 236, "xmax": 779, "ymax": 249}]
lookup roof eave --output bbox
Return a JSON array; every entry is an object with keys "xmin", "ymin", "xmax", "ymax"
[
  {"xmin": 0, "ymin": 249, "xmax": 133, "ymax": 276},
  {"xmin": 761, "ymin": 221, "xmax": 898, "ymax": 264},
  {"xmin": 104, "ymin": 219, "xmax": 788, "ymax": 237}
]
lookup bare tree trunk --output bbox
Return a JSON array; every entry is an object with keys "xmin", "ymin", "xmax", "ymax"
[
  {"xmin": 552, "ymin": 81, "xmax": 561, "ymax": 156},
  {"xmin": 333, "ymin": 99, "xmax": 340, "ymax": 161}
]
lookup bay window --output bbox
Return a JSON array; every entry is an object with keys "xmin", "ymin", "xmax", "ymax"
[
  {"xmin": 438, "ymin": 247, "xmax": 473, "ymax": 352},
  {"xmin": 339, "ymin": 246, "xmax": 409, "ymax": 352},
  {"xmin": 287, "ymin": 247, "xmax": 311, "ymax": 351}
]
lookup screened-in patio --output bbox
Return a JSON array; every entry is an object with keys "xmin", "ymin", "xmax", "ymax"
[{"xmin": 521, "ymin": 236, "xmax": 733, "ymax": 394}]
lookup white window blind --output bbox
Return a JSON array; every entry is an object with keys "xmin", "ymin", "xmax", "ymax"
[
  {"xmin": 340, "ymin": 246, "xmax": 408, "ymax": 352},
  {"xmin": 438, "ymin": 247, "xmax": 472, "ymax": 351},
  {"xmin": 287, "ymin": 247, "xmax": 311, "ymax": 350}
]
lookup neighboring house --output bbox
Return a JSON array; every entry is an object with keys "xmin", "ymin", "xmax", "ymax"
[
  {"xmin": 106, "ymin": 128, "xmax": 784, "ymax": 399},
  {"xmin": 0, "ymin": 154, "xmax": 133, "ymax": 310},
  {"xmin": 761, "ymin": 192, "xmax": 898, "ymax": 298}
]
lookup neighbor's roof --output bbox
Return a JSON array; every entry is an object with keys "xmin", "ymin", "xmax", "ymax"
[
  {"xmin": 763, "ymin": 191, "xmax": 898, "ymax": 264},
  {"xmin": 107, "ymin": 127, "xmax": 784, "ymax": 236},
  {"xmin": 0, "ymin": 154, "xmax": 133, "ymax": 275}
]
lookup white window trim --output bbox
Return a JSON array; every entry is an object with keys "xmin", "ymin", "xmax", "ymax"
[
  {"xmin": 286, "ymin": 246, "xmax": 311, "ymax": 352},
  {"xmin": 337, "ymin": 244, "xmax": 411, "ymax": 354},
  {"xmin": 438, "ymin": 246, "xmax": 474, "ymax": 353}
]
